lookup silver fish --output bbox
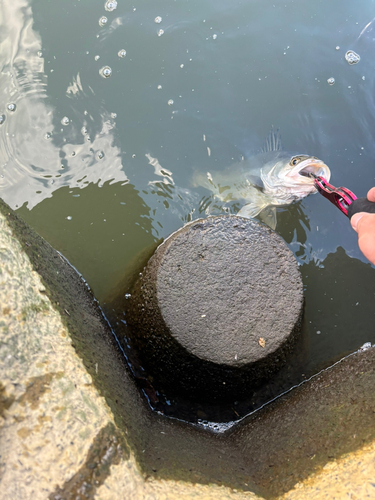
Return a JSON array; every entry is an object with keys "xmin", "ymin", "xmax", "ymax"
[{"xmin": 193, "ymin": 130, "xmax": 331, "ymax": 229}]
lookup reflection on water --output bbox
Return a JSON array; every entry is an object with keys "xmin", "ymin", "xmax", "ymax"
[
  {"xmin": 2, "ymin": 0, "xmax": 375, "ymax": 424},
  {"xmin": 0, "ymin": 0, "xmax": 127, "ymax": 210}
]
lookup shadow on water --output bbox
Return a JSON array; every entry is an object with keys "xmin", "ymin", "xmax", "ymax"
[
  {"xmin": 102, "ymin": 233, "xmax": 375, "ymax": 429},
  {"xmin": 17, "ymin": 181, "xmax": 158, "ymax": 299}
]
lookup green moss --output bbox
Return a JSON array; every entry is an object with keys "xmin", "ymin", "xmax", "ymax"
[
  {"xmin": 56, "ymin": 408, "xmax": 68, "ymax": 420},
  {"xmin": 76, "ymin": 410, "xmax": 87, "ymax": 422},
  {"xmin": 81, "ymin": 392, "xmax": 99, "ymax": 416},
  {"xmin": 21, "ymin": 300, "xmax": 49, "ymax": 320},
  {"xmin": 79, "ymin": 427, "xmax": 92, "ymax": 440}
]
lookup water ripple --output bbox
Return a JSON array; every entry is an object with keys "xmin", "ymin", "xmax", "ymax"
[{"xmin": 0, "ymin": 0, "xmax": 127, "ymax": 209}]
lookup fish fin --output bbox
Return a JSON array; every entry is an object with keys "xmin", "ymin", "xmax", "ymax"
[
  {"xmin": 261, "ymin": 128, "xmax": 282, "ymax": 153},
  {"xmin": 191, "ymin": 170, "xmax": 217, "ymax": 190},
  {"xmin": 238, "ymin": 203, "xmax": 278, "ymax": 229},
  {"xmin": 237, "ymin": 202, "xmax": 265, "ymax": 219},
  {"xmin": 259, "ymin": 206, "xmax": 277, "ymax": 230},
  {"xmin": 246, "ymin": 175, "xmax": 265, "ymax": 191}
]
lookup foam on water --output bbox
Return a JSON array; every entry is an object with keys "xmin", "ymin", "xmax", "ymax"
[{"xmin": 345, "ymin": 50, "xmax": 360, "ymax": 64}]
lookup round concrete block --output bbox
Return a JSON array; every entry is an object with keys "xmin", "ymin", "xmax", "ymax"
[{"xmin": 125, "ymin": 216, "xmax": 303, "ymax": 402}]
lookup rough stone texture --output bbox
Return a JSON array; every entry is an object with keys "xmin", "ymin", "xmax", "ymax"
[
  {"xmin": 125, "ymin": 216, "xmax": 303, "ymax": 401},
  {"xmin": 0, "ymin": 207, "xmax": 121, "ymax": 498},
  {"xmin": 2, "ymin": 198, "xmax": 375, "ymax": 500},
  {"xmin": 158, "ymin": 217, "xmax": 303, "ymax": 366},
  {"xmin": 0, "ymin": 200, "xmax": 260, "ymax": 500},
  {"xmin": 281, "ymin": 439, "xmax": 375, "ymax": 500}
]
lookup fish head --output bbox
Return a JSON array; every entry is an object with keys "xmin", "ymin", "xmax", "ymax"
[{"xmin": 264, "ymin": 154, "xmax": 331, "ymax": 200}]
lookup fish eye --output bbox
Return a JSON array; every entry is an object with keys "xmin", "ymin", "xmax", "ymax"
[{"xmin": 290, "ymin": 157, "xmax": 300, "ymax": 166}]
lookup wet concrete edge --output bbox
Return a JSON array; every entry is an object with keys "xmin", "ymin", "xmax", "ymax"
[{"xmin": 2, "ymin": 198, "xmax": 375, "ymax": 499}]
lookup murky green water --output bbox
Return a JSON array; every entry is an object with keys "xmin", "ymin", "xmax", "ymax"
[{"xmin": 1, "ymin": 0, "xmax": 375, "ymax": 424}]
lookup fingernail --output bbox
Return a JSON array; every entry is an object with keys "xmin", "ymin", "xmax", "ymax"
[{"xmin": 351, "ymin": 213, "xmax": 365, "ymax": 231}]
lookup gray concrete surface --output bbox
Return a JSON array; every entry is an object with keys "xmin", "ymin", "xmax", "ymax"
[
  {"xmin": 0, "ymin": 200, "xmax": 260, "ymax": 499},
  {"xmin": 125, "ymin": 216, "xmax": 303, "ymax": 401},
  {"xmin": 1, "ymin": 198, "xmax": 375, "ymax": 500}
]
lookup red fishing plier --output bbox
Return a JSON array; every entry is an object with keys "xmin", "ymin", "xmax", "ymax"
[{"xmin": 309, "ymin": 174, "xmax": 375, "ymax": 218}]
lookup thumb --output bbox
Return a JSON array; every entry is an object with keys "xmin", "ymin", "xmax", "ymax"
[{"xmin": 350, "ymin": 212, "xmax": 365, "ymax": 232}]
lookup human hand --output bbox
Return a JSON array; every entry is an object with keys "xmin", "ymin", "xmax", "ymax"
[{"xmin": 350, "ymin": 187, "xmax": 375, "ymax": 265}]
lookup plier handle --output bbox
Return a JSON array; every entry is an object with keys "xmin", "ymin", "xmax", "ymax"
[{"xmin": 311, "ymin": 175, "xmax": 357, "ymax": 217}]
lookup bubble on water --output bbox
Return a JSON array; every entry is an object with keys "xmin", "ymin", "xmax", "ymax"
[
  {"xmin": 157, "ymin": 29, "xmax": 164, "ymax": 37},
  {"xmin": 7, "ymin": 103, "xmax": 16, "ymax": 112},
  {"xmin": 327, "ymin": 77, "xmax": 335, "ymax": 85},
  {"xmin": 99, "ymin": 16, "xmax": 108, "ymax": 26},
  {"xmin": 44, "ymin": 132, "xmax": 52, "ymax": 139},
  {"xmin": 362, "ymin": 75, "xmax": 366, "ymax": 80},
  {"xmin": 157, "ymin": 85, "xmax": 162, "ymax": 89},
  {"xmin": 37, "ymin": 50, "xmax": 43, "ymax": 58},
  {"xmin": 0, "ymin": 115, "xmax": 6, "ymax": 125},
  {"xmin": 111, "ymin": 112, "xmax": 117, "ymax": 119},
  {"xmin": 118, "ymin": 49, "xmax": 127, "ymax": 58},
  {"xmin": 155, "ymin": 16, "xmax": 162, "ymax": 23},
  {"xmin": 345, "ymin": 50, "xmax": 360, "ymax": 65},
  {"xmin": 81, "ymin": 127, "xmax": 88, "ymax": 135},
  {"xmin": 100, "ymin": 66, "xmax": 112, "ymax": 78},
  {"xmin": 71, "ymin": 151, "xmax": 76, "ymax": 157},
  {"xmin": 97, "ymin": 150, "xmax": 105, "ymax": 160},
  {"xmin": 104, "ymin": 0, "xmax": 117, "ymax": 12},
  {"xmin": 125, "ymin": 293, "xmax": 131, "ymax": 299},
  {"xmin": 95, "ymin": 55, "xmax": 100, "ymax": 61},
  {"xmin": 180, "ymin": 64, "xmax": 184, "ymax": 68},
  {"xmin": 168, "ymin": 99, "xmax": 174, "ymax": 105},
  {"xmin": 335, "ymin": 46, "xmax": 340, "ymax": 50},
  {"xmin": 212, "ymin": 34, "xmax": 217, "ymax": 40},
  {"xmin": 61, "ymin": 116, "xmax": 70, "ymax": 126},
  {"xmin": 66, "ymin": 216, "xmax": 72, "ymax": 221}
]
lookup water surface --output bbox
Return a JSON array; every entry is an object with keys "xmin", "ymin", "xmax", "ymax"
[{"xmin": 1, "ymin": 0, "xmax": 375, "ymax": 425}]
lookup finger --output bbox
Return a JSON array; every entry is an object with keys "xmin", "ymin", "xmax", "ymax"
[
  {"xmin": 355, "ymin": 213, "xmax": 375, "ymax": 265},
  {"xmin": 355, "ymin": 212, "xmax": 375, "ymax": 233},
  {"xmin": 351, "ymin": 212, "xmax": 365, "ymax": 232},
  {"xmin": 358, "ymin": 232, "xmax": 375, "ymax": 265},
  {"xmin": 367, "ymin": 187, "xmax": 375, "ymax": 202}
]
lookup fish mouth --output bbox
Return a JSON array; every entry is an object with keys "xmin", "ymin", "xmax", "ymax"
[
  {"xmin": 296, "ymin": 159, "xmax": 331, "ymax": 182},
  {"xmin": 298, "ymin": 161, "xmax": 331, "ymax": 181}
]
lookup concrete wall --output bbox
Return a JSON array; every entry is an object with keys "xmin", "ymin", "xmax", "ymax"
[{"xmin": 1, "ymin": 198, "xmax": 375, "ymax": 500}]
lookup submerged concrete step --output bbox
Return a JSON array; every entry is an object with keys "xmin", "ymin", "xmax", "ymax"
[{"xmin": 125, "ymin": 216, "xmax": 303, "ymax": 402}]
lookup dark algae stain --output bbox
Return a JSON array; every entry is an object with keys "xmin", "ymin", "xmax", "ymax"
[
  {"xmin": 49, "ymin": 423, "xmax": 127, "ymax": 500},
  {"xmin": 0, "ymin": 382, "xmax": 15, "ymax": 417},
  {"xmin": 18, "ymin": 372, "xmax": 64, "ymax": 410},
  {"xmin": 1, "ymin": 373, "xmax": 62, "ymax": 419}
]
